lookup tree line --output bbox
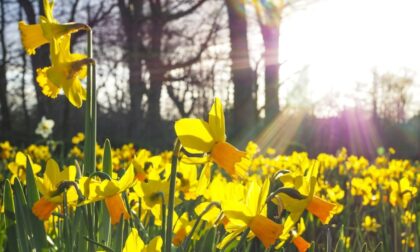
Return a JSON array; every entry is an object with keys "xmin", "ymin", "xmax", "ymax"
[{"xmin": 0, "ymin": 0, "xmax": 418, "ymax": 156}]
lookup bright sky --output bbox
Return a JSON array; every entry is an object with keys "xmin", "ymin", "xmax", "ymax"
[{"xmin": 277, "ymin": 0, "xmax": 420, "ymax": 117}]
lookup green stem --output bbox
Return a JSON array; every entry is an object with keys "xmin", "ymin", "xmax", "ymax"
[
  {"xmin": 157, "ymin": 192, "xmax": 167, "ymax": 250},
  {"xmin": 165, "ymin": 139, "xmax": 181, "ymax": 252},
  {"xmin": 83, "ymin": 27, "xmax": 96, "ymax": 176},
  {"xmin": 182, "ymin": 202, "xmax": 221, "ymax": 250},
  {"xmin": 236, "ymin": 228, "xmax": 250, "ymax": 252}
]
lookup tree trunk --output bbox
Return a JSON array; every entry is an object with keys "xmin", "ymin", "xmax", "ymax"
[
  {"xmin": 143, "ymin": 17, "xmax": 165, "ymax": 146},
  {"xmin": 225, "ymin": 0, "xmax": 257, "ymax": 138},
  {"xmin": 0, "ymin": 65, "xmax": 10, "ymax": 130},
  {"xmin": 0, "ymin": 0, "xmax": 10, "ymax": 130},
  {"xmin": 261, "ymin": 24, "xmax": 280, "ymax": 122},
  {"xmin": 127, "ymin": 39, "xmax": 145, "ymax": 140}
]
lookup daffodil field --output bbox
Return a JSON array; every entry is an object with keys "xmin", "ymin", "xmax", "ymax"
[{"xmin": 0, "ymin": 0, "xmax": 419, "ymax": 252}]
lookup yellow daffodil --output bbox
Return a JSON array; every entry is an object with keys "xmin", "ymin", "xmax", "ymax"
[
  {"xmin": 172, "ymin": 212, "xmax": 194, "ymax": 247},
  {"xmin": 401, "ymin": 210, "xmax": 416, "ymax": 225},
  {"xmin": 177, "ymin": 163, "xmax": 200, "ymax": 200},
  {"xmin": 175, "ymin": 98, "xmax": 249, "ymax": 178},
  {"xmin": 71, "ymin": 132, "xmax": 85, "ymax": 145},
  {"xmin": 389, "ymin": 177, "xmax": 417, "ymax": 209},
  {"xmin": 402, "ymin": 233, "xmax": 415, "ymax": 248},
  {"xmin": 133, "ymin": 149, "xmax": 152, "ymax": 181},
  {"xmin": 123, "ymin": 228, "xmax": 162, "ymax": 252},
  {"xmin": 132, "ymin": 179, "xmax": 179, "ymax": 226},
  {"xmin": 19, "ymin": 0, "xmax": 91, "ymax": 108},
  {"xmin": 36, "ymin": 34, "xmax": 90, "ymax": 108},
  {"xmin": 219, "ymin": 179, "xmax": 283, "ymax": 249},
  {"xmin": 33, "ymin": 159, "xmax": 79, "ymax": 220},
  {"xmin": 278, "ymin": 218, "xmax": 311, "ymax": 252},
  {"xmin": 361, "ymin": 216, "xmax": 381, "ymax": 232},
  {"xmin": 81, "ymin": 165, "xmax": 136, "ymax": 224},
  {"xmin": 0, "ymin": 141, "xmax": 13, "ymax": 159},
  {"xmin": 350, "ymin": 177, "xmax": 380, "ymax": 206},
  {"xmin": 70, "ymin": 146, "xmax": 83, "ymax": 159},
  {"xmin": 26, "ymin": 144, "xmax": 51, "ymax": 162},
  {"xmin": 18, "ymin": 0, "xmax": 87, "ymax": 55},
  {"xmin": 273, "ymin": 162, "xmax": 338, "ymax": 242},
  {"xmin": 7, "ymin": 151, "xmax": 41, "ymax": 184}
]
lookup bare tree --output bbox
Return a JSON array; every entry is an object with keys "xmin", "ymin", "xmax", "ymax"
[
  {"xmin": 0, "ymin": 0, "xmax": 11, "ymax": 130},
  {"xmin": 118, "ymin": 0, "xmax": 218, "ymax": 144},
  {"xmin": 225, "ymin": 0, "xmax": 257, "ymax": 139},
  {"xmin": 376, "ymin": 71, "xmax": 414, "ymax": 123}
]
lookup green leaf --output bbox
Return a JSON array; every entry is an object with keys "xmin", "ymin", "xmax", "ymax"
[
  {"xmin": 25, "ymin": 156, "xmax": 40, "ymax": 206},
  {"xmin": 3, "ymin": 180, "xmax": 18, "ymax": 252},
  {"xmin": 98, "ymin": 201, "xmax": 111, "ymax": 247},
  {"xmin": 22, "ymin": 158, "xmax": 48, "ymax": 249},
  {"xmin": 103, "ymin": 139, "xmax": 113, "ymax": 176},
  {"xmin": 197, "ymin": 228, "xmax": 216, "ymax": 252},
  {"xmin": 113, "ymin": 216, "xmax": 125, "ymax": 252},
  {"xmin": 12, "ymin": 178, "xmax": 31, "ymax": 251}
]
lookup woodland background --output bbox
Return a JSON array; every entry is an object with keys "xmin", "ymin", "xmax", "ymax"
[{"xmin": 0, "ymin": 0, "xmax": 419, "ymax": 159}]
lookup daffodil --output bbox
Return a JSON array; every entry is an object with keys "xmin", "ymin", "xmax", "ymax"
[
  {"xmin": 18, "ymin": 0, "xmax": 87, "ymax": 55},
  {"xmin": 35, "ymin": 116, "xmax": 55, "ymax": 139},
  {"xmin": 273, "ymin": 162, "xmax": 338, "ymax": 243},
  {"xmin": 0, "ymin": 141, "xmax": 13, "ymax": 159},
  {"xmin": 132, "ymin": 179, "xmax": 180, "ymax": 226},
  {"xmin": 123, "ymin": 228, "xmax": 162, "ymax": 252},
  {"xmin": 26, "ymin": 144, "xmax": 51, "ymax": 162},
  {"xmin": 389, "ymin": 177, "xmax": 417, "ymax": 209},
  {"xmin": 175, "ymin": 98, "xmax": 249, "ymax": 178},
  {"xmin": 81, "ymin": 165, "xmax": 136, "ymax": 224},
  {"xmin": 277, "ymin": 218, "xmax": 311, "ymax": 252},
  {"xmin": 132, "ymin": 149, "xmax": 152, "ymax": 181},
  {"xmin": 401, "ymin": 210, "xmax": 416, "ymax": 225},
  {"xmin": 218, "ymin": 179, "xmax": 283, "ymax": 249},
  {"xmin": 177, "ymin": 163, "xmax": 200, "ymax": 200},
  {"xmin": 172, "ymin": 212, "xmax": 194, "ymax": 247},
  {"xmin": 32, "ymin": 159, "xmax": 79, "ymax": 220},
  {"xmin": 18, "ymin": 0, "xmax": 91, "ymax": 108},
  {"xmin": 36, "ymin": 34, "xmax": 90, "ymax": 108},
  {"xmin": 7, "ymin": 151, "xmax": 41, "ymax": 184},
  {"xmin": 361, "ymin": 216, "xmax": 381, "ymax": 232},
  {"xmin": 71, "ymin": 132, "xmax": 85, "ymax": 145}
]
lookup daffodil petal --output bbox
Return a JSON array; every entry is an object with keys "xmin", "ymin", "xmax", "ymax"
[
  {"xmin": 123, "ymin": 228, "xmax": 145, "ymax": 251},
  {"xmin": 208, "ymin": 97, "xmax": 225, "ymax": 142},
  {"xmin": 175, "ymin": 118, "xmax": 215, "ymax": 153}
]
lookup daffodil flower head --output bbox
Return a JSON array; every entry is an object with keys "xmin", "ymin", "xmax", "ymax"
[
  {"xmin": 32, "ymin": 159, "xmax": 79, "ymax": 220},
  {"xmin": 361, "ymin": 215, "xmax": 381, "ymax": 232},
  {"xmin": 36, "ymin": 34, "xmax": 90, "ymax": 108},
  {"xmin": 290, "ymin": 219, "xmax": 311, "ymax": 252},
  {"xmin": 133, "ymin": 149, "xmax": 152, "ymax": 181},
  {"xmin": 175, "ymin": 98, "xmax": 249, "ymax": 179},
  {"xmin": 172, "ymin": 212, "xmax": 194, "ymax": 247},
  {"xmin": 219, "ymin": 179, "xmax": 283, "ymax": 249},
  {"xmin": 35, "ymin": 116, "xmax": 55, "ymax": 139},
  {"xmin": 7, "ymin": 151, "xmax": 41, "ymax": 184},
  {"xmin": 19, "ymin": 0, "xmax": 90, "ymax": 108},
  {"xmin": 81, "ymin": 165, "xmax": 136, "ymax": 224},
  {"xmin": 0, "ymin": 141, "xmax": 13, "ymax": 159},
  {"xmin": 18, "ymin": 0, "xmax": 87, "ymax": 55},
  {"xmin": 274, "ymin": 162, "xmax": 338, "ymax": 242}
]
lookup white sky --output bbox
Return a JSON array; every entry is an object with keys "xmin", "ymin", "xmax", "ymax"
[{"xmin": 276, "ymin": 0, "xmax": 420, "ymax": 117}]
